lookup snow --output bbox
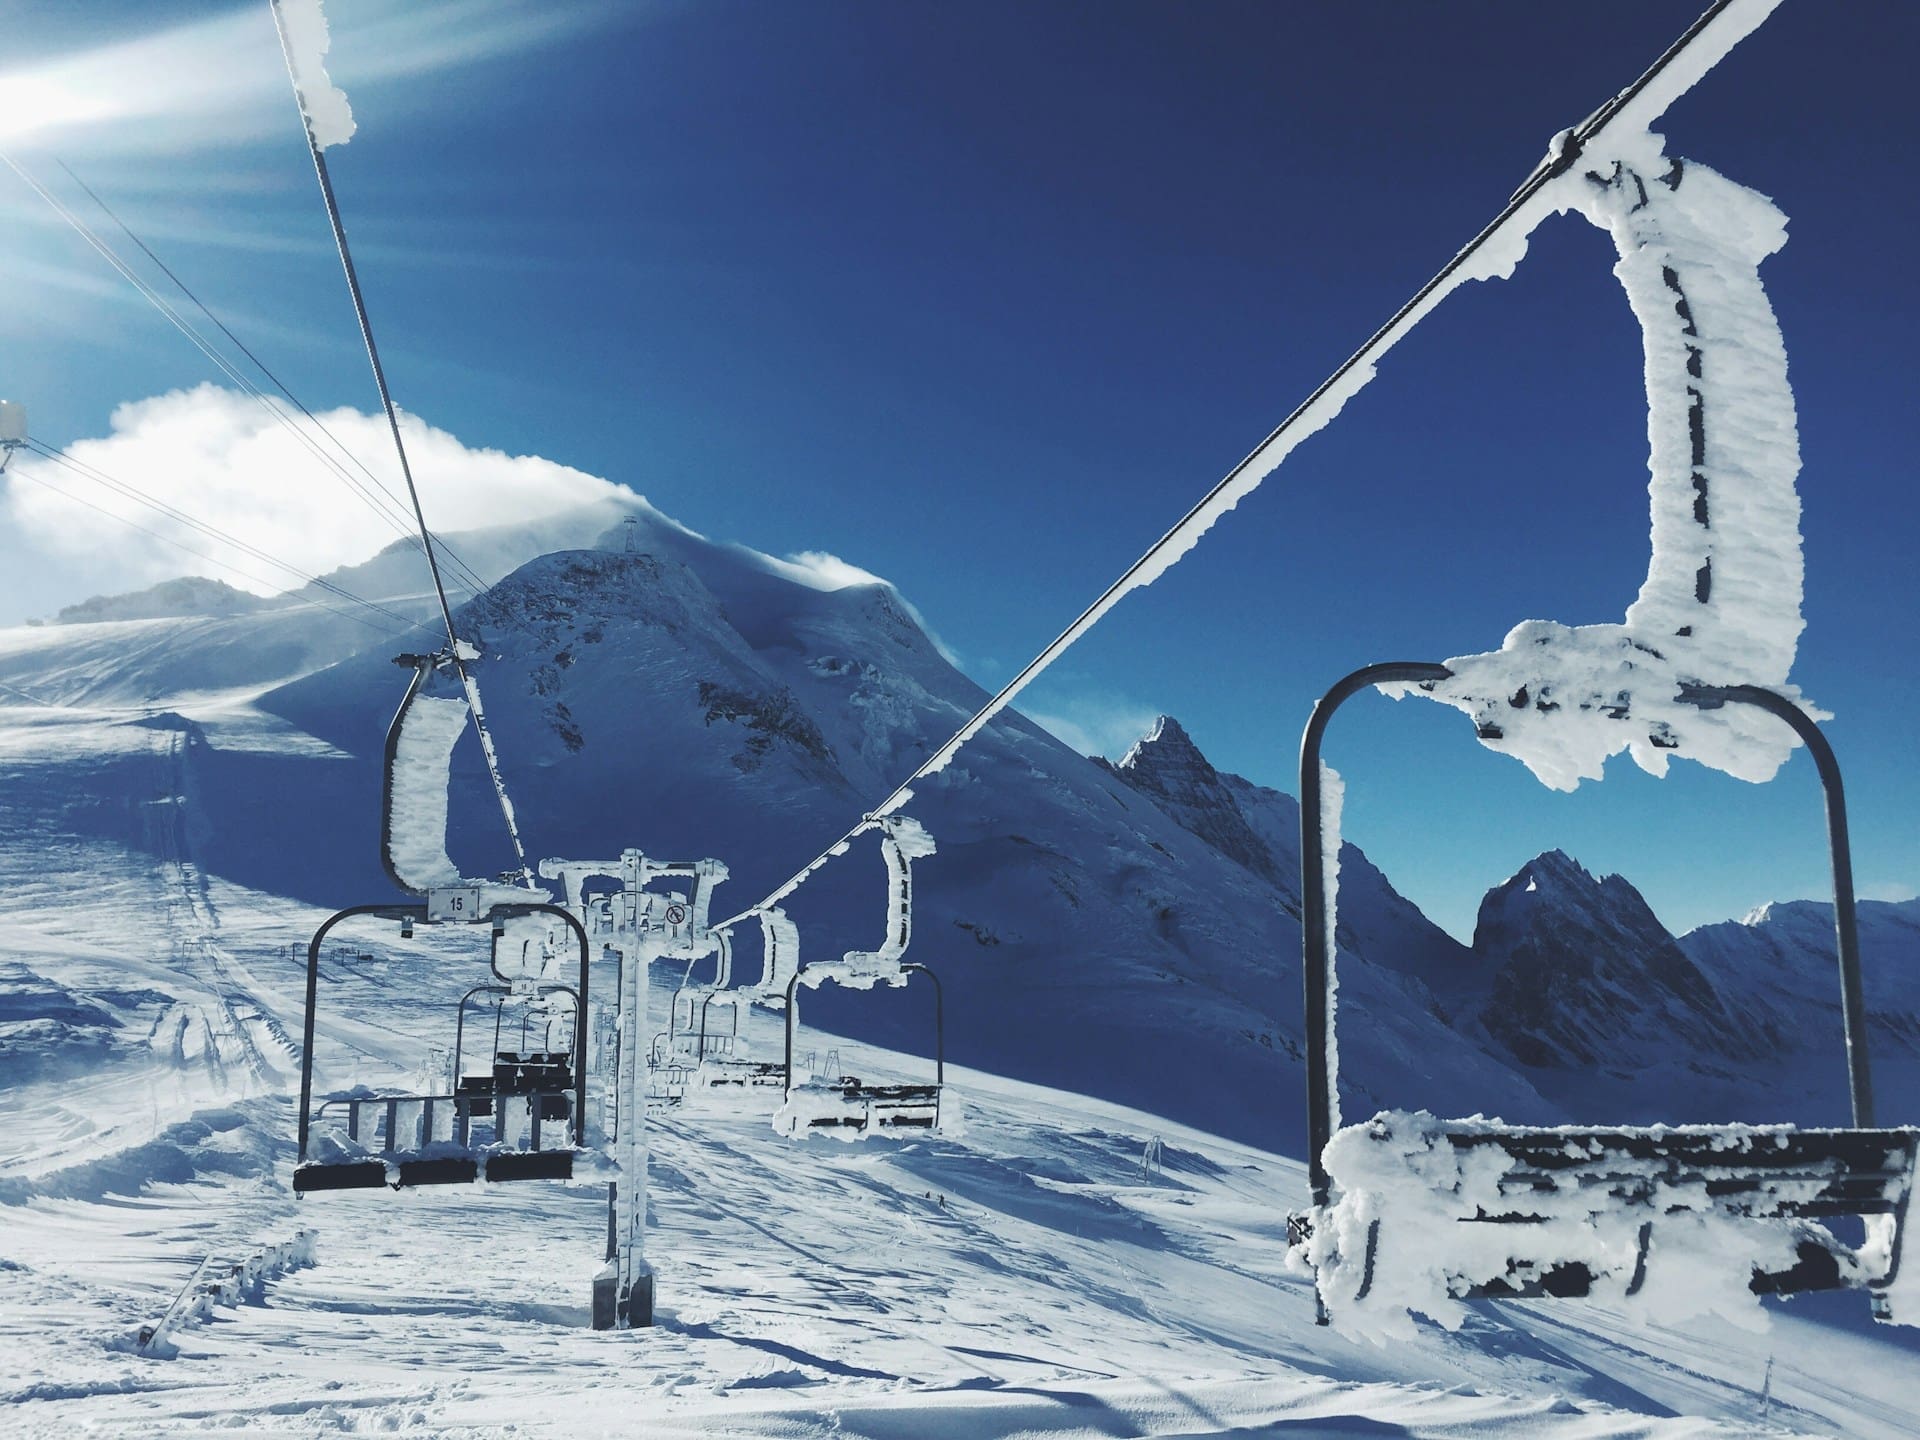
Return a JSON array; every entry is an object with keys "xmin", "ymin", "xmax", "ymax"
[
  {"xmin": 1385, "ymin": 138, "xmax": 1811, "ymax": 791},
  {"xmin": 272, "ymin": 0, "xmax": 356, "ymax": 150},
  {"xmin": 4, "ymin": 482, "xmax": 1915, "ymax": 1431},
  {"xmin": 1298, "ymin": 1110, "xmax": 1915, "ymax": 1344},
  {"xmin": 384, "ymin": 689, "xmax": 466, "ymax": 890},
  {"xmin": 1320, "ymin": 760, "xmax": 1344, "ymax": 1133},
  {"xmin": 1, "ymin": 697, "xmax": 1915, "ymax": 1435}
]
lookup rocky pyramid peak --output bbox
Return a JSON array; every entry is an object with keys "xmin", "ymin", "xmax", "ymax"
[
  {"xmin": 1118, "ymin": 715, "xmax": 1216, "ymax": 786},
  {"xmin": 1468, "ymin": 850, "xmax": 1747, "ymax": 1072}
]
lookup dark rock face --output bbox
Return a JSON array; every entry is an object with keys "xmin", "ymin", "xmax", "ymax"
[
  {"xmin": 1108, "ymin": 717, "xmax": 1290, "ymax": 891},
  {"xmin": 1468, "ymin": 849, "xmax": 1750, "ymax": 1071}
]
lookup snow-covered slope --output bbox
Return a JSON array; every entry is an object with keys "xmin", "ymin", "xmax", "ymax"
[
  {"xmin": 3, "ymin": 901, "xmax": 1915, "ymax": 1438},
  {"xmin": 1468, "ymin": 850, "xmax": 1752, "ymax": 1072},
  {"xmin": 1681, "ymin": 895, "xmax": 1920, "ymax": 1125},
  {"xmin": 54, "ymin": 575, "xmax": 280, "ymax": 625},
  {"xmin": 3, "ymin": 502, "xmax": 1917, "ymax": 1432},
  {"xmin": 1104, "ymin": 715, "xmax": 1471, "ymax": 988}
]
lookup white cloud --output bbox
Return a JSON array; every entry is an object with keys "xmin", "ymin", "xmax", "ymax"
[
  {"xmin": 1020, "ymin": 692, "xmax": 1163, "ymax": 761},
  {"xmin": 757, "ymin": 547, "xmax": 964, "ymax": 669},
  {"xmin": 3, "ymin": 383, "xmax": 627, "ymax": 602},
  {"xmin": 1860, "ymin": 881, "xmax": 1919, "ymax": 905},
  {"xmin": 770, "ymin": 550, "xmax": 892, "ymax": 592}
]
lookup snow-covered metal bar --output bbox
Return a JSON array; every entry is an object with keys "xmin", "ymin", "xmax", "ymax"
[
  {"xmin": 1299, "ymin": 663, "xmax": 1452, "ymax": 1214},
  {"xmin": 712, "ymin": 0, "xmax": 1784, "ymax": 934}
]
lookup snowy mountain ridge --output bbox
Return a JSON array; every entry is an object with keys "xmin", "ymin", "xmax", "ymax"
[{"xmin": 5, "ymin": 493, "xmax": 1910, "ymax": 1141}]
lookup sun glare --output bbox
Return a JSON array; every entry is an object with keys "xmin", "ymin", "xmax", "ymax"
[{"xmin": 0, "ymin": 72, "xmax": 116, "ymax": 147}]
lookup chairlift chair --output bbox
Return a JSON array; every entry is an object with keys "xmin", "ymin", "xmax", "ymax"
[
  {"xmin": 775, "ymin": 817, "xmax": 945, "ymax": 1136},
  {"xmin": 294, "ymin": 900, "xmax": 591, "ymax": 1192},
  {"xmin": 683, "ymin": 910, "xmax": 804, "ymax": 1096},
  {"xmin": 1286, "ymin": 663, "xmax": 1917, "ymax": 1325},
  {"xmin": 292, "ymin": 648, "xmax": 593, "ymax": 1193}
]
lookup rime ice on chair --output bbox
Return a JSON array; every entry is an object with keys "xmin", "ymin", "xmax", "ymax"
[{"xmin": 1387, "ymin": 134, "xmax": 1814, "ymax": 792}]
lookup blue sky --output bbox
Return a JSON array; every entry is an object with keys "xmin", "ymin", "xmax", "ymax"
[{"xmin": 1, "ymin": 1, "xmax": 1913, "ymax": 940}]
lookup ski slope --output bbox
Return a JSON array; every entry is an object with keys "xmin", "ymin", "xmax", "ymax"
[{"xmin": 3, "ymin": 745, "xmax": 1917, "ymax": 1437}]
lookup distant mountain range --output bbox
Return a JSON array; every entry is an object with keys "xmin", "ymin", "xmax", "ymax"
[{"xmin": 3, "ymin": 496, "xmax": 1913, "ymax": 1146}]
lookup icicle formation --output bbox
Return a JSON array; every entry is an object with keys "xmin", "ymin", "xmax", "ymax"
[
  {"xmin": 752, "ymin": 906, "xmax": 800, "ymax": 1004},
  {"xmin": 1386, "ymin": 133, "xmax": 1809, "ymax": 791},
  {"xmin": 383, "ymin": 650, "xmax": 548, "ymax": 902},
  {"xmin": 1319, "ymin": 761, "xmax": 1345, "ymax": 1133},
  {"xmin": 272, "ymin": 0, "xmax": 356, "ymax": 150}
]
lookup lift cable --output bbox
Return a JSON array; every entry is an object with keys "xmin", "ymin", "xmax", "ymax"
[
  {"xmin": 50, "ymin": 158, "xmax": 494, "ymax": 600},
  {"xmin": 0, "ymin": 148, "xmax": 494, "ymax": 601},
  {"xmin": 1, "ymin": 150, "xmax": 423, "ymax": 558},
  {"xmin": 19, "ymin": 437, "xmax": 423, "ymax": 631},
  {"xmin": 7, "ymin": 454, "xmax": 412, "ymax": 639},
  {"xmin": 708, "ymin": 0, "xmax": 1779, "ymax": 934},
  {"xmin": 270, "ymin": 0, "xmax": 534, "ymax": 886}
]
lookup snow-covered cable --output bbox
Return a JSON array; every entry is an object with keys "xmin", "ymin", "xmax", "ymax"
[
  {"xmin": 11, "ymin": 444, "xmax": 410, "ymax": 637},
  {"xmin": 22, "ymin": 438, "xmax": 420, "ymax": 630},
  {"xmin": 270, "ymin": 0, "xmax": 535, "ymax": 885},
  {"xmin": 711, "ymin": 0, "xmax": 1783, "ymax": 933},
  {"xmin": 52, "ymin": 158, "xmax": 493, "ymax": 599}
]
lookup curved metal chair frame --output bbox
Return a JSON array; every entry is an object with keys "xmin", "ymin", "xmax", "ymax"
[
  {"xmin": 1295, "ymin": 663, "xmax": 1912, "ymax": 1321},
  {"xmin": 294, "ymin": 901, "xmax": 590, "ymax": 1193},
  {"xmin": 781, "ymin": 962, "xmax": 944, "ymax": 1132}
]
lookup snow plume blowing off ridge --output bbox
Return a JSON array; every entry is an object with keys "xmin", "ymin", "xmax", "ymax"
[
  {"xmin": 2, "ymin": 384, "xmax": 631, "ymax": 604},
  {"xmin": 1385, "ymin": 131, "xmax": 1810, "ymax": 791}
]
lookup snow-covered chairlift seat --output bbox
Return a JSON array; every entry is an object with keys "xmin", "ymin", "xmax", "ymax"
[
  {"xmin": 293, "ymin": 900, "xmax": 591, "ymax": 1192},
  {"xmin": 293, "ymin": 654, "xmax": 592, "ymax": 1193},
  {"xmin": 1286, "ymin": 663, "xmax": 1917, "ymax": 1327}
]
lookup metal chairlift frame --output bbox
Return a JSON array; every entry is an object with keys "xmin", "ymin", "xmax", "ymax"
[
  {"xmin": 1295, "ymin": 662, "xmax": 1915, "ymax": 1319},
  {"xmin": 781, "ymin": 961, "xmax": 945, "ymax": 1131},
  {"xmin": 452, "ymin": 982, "xmax": 581, "ymax": 1116},
  {"xmin": 293, "ymin": 900, "xmax": 590, "ymax": 1193},
  {"xmin": 668, "ymin": 930, "xmax": 741, "ymax": 1065}
]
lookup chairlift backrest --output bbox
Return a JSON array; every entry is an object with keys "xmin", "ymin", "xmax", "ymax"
[
  {"xmin": 754, "ymin": 906, "xmax": 800, "ymax": 1001},
  {"xmin": 835, "ymin": 816, "xmax": 935, "ymax": 984}
]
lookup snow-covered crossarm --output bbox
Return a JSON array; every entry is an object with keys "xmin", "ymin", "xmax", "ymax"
[
  {"xmin": 1384, "ymin": 135, "xmax": 1812, "ymax": 790},
  {"xmin": 1290, "ymin": 1111, "xmax": 1920, "ymax": 1341}
]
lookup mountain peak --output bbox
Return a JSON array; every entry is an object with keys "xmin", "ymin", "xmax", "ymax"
[
  {"xmin": 1117, "ymin": 715, "xmax": 1203, "ymax": 774},
  {"xmin": 1467, "ymin": 849, "xmax": 1745, "ymax": 1073}
]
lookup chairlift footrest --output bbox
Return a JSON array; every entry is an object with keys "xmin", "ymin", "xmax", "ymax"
[{"xmin": 294, "ymin": 1147, "xmax": 577, "ymax": 1192}]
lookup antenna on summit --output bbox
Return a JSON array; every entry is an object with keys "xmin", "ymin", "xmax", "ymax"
[
  {"xmin": 0, "ymin": 400, "xmax": 25, "ymax": 475},
  {"xmin": 623, "ymin": 515, "xmax": 638, "ymax": 553}
]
